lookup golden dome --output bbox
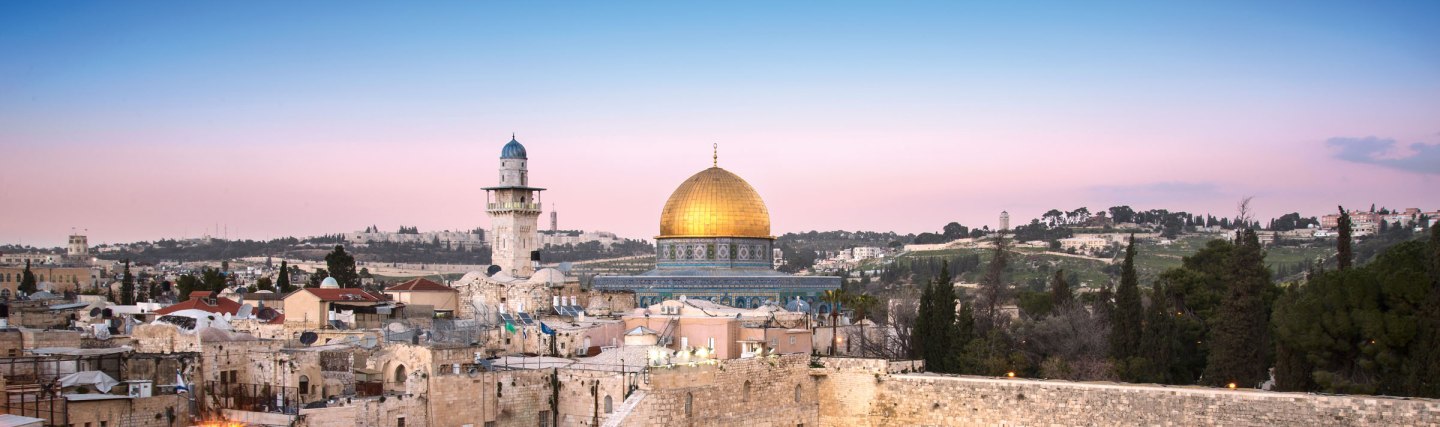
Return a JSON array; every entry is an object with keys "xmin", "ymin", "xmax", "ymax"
[{"xmin": 659, "ymin": 167, "xmax": 772, "ymax": 238}]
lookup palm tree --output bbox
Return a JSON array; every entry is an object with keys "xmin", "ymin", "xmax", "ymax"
[
  {"xmin": 821, "ymin": 289, "xmax": 849, "ymax": 356},
  {"xmin": 850, "ymin": 294, "xmax": 878, "ymax": 357}
]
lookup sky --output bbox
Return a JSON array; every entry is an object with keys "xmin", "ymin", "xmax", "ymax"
[{"xmin": 2, "ymin": 1, "xmax": 1438, "ymax": 247}]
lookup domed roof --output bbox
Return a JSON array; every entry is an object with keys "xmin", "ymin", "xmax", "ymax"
[
  {"xmin": 659, "ymin": 167, "xmax": 771, "ymax": 238},
  {"xmin": 320, "ymin": 277, "xmax": 340, "ymax": 289},
  {"xmin": 501, "ymin": 137, "xmax": 527, "ymax": 159}
]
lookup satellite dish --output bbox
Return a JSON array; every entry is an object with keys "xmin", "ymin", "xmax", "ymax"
[
  {"xmin": 486, "ymin": 265, "xmax": 502, "ymax": 276},
  {"xmin": 89, "ymin": 307, "xmax": 102, "ymax": 318},
  {"xmin": 299, "ymin": 331, "xmax": 319, "ymax": 346},
  {"xmin": 235, "ymin": 287, "xmax": 248, "ymax": 295},
  {"xmin": 360, "ymin": 336, "xmax": 378, "ymax": 349},
  {"xmin": 256, "ymin": 307, "xmax": 279, "ymax": 322},
  {"xmin": 386, "ymin": 322, "xmax": 410, "ymax": 334},
  {"xmin": 236, "ymin": 304, "xmax": 254, "ymax": 319}
]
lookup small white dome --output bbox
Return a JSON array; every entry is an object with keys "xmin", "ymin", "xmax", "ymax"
[
  {"xmin": 530, "ymin": 268, "xmax": 566, "ymax": 285},
  {"xmin": 320, "ymin": 277, "xmax": 340, "ymax": 288}
]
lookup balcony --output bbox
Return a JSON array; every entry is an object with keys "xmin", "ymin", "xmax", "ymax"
[{"xmin": 487, "ymin": 202, "xmax": 542, "ymax": 212}]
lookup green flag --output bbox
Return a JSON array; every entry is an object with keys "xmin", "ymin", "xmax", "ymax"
[{"xmin": 504, "ymin": 322, "xmax": 516, "ymax": 333}]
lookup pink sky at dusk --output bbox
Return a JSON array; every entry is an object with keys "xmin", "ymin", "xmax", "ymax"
[{"xmin": 2, "ymin": 2, "xmax": 1437, "ymax": 247}]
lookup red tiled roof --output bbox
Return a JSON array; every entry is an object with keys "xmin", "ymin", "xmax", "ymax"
[
  {"xmin": 300, "ymin": 288, "xmax": 383, "ymax": 302},
  {"xmin": 154, "ymin": 294, "xmax": 242, "ymax": 316},
  {"xmin": 385, "ymin": 278, "xmax": 455, "ymax": 292}
]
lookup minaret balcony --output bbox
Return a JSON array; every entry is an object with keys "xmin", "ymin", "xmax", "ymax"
[{"xmin": 487, "ymin": 202, "xmax": 543, "ymax": 212}]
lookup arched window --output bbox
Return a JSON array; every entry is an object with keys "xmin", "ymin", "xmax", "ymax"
[
  {"xmin": 298, "ymin": 375, "xmax": 310, "ymax": 396},
  {"xmin": 394, "ymin": 365, "xmax": 407, "ymax": 383},
  {"xmin": 743, "ymin": 380, "xmax": 751, "ymax": 402},
  {"xmin": 685, "ymin": 392, "xmax": 693, "ymax": 417},
  {"xmin": 604, "ymin": 395, "xmax": 613, "ymax": 413},
  {"xmin": 794, "ymin": 384, "xmax": 802, "ymax": 403}
]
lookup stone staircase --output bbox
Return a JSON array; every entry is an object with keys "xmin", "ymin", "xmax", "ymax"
[{"xmin": 599, "ymin": 390, "xmax": 648, "ymax": 427}]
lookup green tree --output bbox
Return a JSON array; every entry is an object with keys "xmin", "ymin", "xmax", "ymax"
[
  {"xmin": 1203, "ymin": 229, "xmax": 1273, "ymax": 387},
  {"xmin": 19, "ymin": 260, "xmax": 37, "ymax": 295},
  {"xmin": 325, "ymin": 245, "xmax": 359, "ymax": 287},
  {"xmin": 1051, "ymin": 269, "xmax": 1073, "ymax": 308},
  {"xmin": 977, "ymin": 234, "xmax": 1011, "ymax": 331},
  {"xmin": 176, "ymin": 274, "xmax": 200, "ymax": 301},
  {"xmin": 1111, "ymin": 234, "xmax": 1143, "ymax": 362},
  {"xmin": 821, "ymin": 289, "xmax": 849, "ymax": 356},
  {"xmin": 200, "ymin": 267, "xmax": 227, "ymax": 293},
  {"xmin": 276, "ymin": 260, "xmax": 293, "ymax": 293},
  {"xmin": 256, "ymin": 277, "xmax": 274, "ymax": 291},
  {"xmin": 1337, "ymin": 206, "xmax": 1353, "ymax": 270},
  {"xmin": 120, "ymin": 260, "xmax": 135, "ymax": 305},
  {"xmin": 308, "ymin": 268, "xmax": 329, "ymax": 288}
]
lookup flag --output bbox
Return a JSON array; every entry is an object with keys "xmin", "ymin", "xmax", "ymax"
[
  {"xmin": 175, "ymin": 371, "xmax": 189, "ymax": 394},
  {"xmin": 540, "ymin": 322, "xmax": 556, "ymax": 335},
  {"xmin": 504, "ymin": 321, "xmax": 516, "ymax": 334}
]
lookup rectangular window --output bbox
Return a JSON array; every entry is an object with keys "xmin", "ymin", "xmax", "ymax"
[
  {"xmin": 396, "ymin": 417, "xmax": 405, "ymax": 427},
  {"xmin": 538, "ymin": 411, "xmax": 551, "ymax": 427}
]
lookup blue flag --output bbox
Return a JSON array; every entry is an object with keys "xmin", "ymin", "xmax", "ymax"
[{"xmin": 540, "ymin": 322, "xmax": 557, "ymax": 335}]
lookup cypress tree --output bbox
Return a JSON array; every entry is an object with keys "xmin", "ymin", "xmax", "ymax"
[
  {"xmin": 1203, "ymin": 229, "xmax": 1272, "ymax": 387},
  {"xmin": 933, "ymin": 262, "xmax": 958, "ymax": 373},
  {"xmin": 1111, "ymin": 234, "xmax": 1143, "ymax": 360},
  {"xmin": 1137, "ymin": 282, "xmax": 1177, "ymax": 383},
  {"xmin": 1415, "ymin": 225, "xmax": 1440, "ymax": 396},
  {"xmin": 1337, "ymin": 206, "xmax": 1353, "ymax": 271},
  {"xmin": 912, "ymin": 280, "xmax": 935, "ymax": 361},
  {"xmin": 276, "ymin": 260, "xmax": 292, "ymax": 292},
  {"xmin": 19, "ymin": 260, "xmax": 37, "ymax": 295},
  {"xmin": 120, "ymin": 260, "xmax": 135, "ymax": 305},
  {"xmin": 915, "ymin": 262, "xmax": 959, "ymax": 372},
  {"xmin": 1050, "ymin": 269, "xmax": 1072, "ymax": 308}
]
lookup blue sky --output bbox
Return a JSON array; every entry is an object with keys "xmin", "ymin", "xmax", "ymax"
[{"xmin": 2, "ymin": 1, "xmax": 1437, "ymax": 245}]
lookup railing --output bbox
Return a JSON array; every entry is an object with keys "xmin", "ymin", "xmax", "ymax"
[
  {"xmin": 203, "ymin": 381, "xmax": 300, "ymax": 415},
  {"xmin": 487, "ymin": 202, "xmax": 542, "ymax": 212}
]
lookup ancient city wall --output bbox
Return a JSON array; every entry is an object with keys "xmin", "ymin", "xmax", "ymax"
[
  {"xmin": 618, "ymin": 354, "xmax": 819, "ymax": 427},
  {"xmin": 814, "ymin": 359, "xmax": 1440, "ymax": 426}
]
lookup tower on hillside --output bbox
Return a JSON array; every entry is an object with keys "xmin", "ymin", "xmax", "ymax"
[
  {"xmin": 1000, "ymin": 211, "xmax": 1010, "ymax": 231},
  {"xmin": 67, "ymin": 233, "xmax": 89, "ymax": 258},
  {"xmin": 484, "ymin": 136, "xmax": 545, "ymax": 277},
  {"xmin": 550, "ymin": 210, "xmax": 558, "ymax": 232}
]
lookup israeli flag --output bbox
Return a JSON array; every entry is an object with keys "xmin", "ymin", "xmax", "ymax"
[{"xmin": 175, "ymin": 371, "xmax": 189, "ymax": 394}]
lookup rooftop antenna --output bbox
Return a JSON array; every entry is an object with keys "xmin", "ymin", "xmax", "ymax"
[{"xmin": 713, "ymin": 143, "xmax": 718, "ymax": 167}]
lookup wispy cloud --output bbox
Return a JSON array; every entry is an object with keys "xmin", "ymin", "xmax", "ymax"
[{"xmin": 1327, "ymin": 136, "xmax": 1440, "ymax": 175}]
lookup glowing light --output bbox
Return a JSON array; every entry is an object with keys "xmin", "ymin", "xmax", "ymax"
[
  {"xmin": 1006, "ymin": 371, "xmax": 1016, "ymax": 378},
  {"xmin": 1227, "ymin": 382, "xmax": 1237, "ymax": 390}
]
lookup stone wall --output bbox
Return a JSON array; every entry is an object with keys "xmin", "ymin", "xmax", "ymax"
[
  {"xmin": 813, "ymin": 359, "xmax": 1440, "ymax": 426},
  {"xmin": 618, "ymin": 354, "xmax": 819, "ymax": 427},
  {"xmin": 64, "ymin": 395, "xmax": 189, "ymax": 427},
  {"xmin": 20, "ymin": 328, "xmax": 82, "ymax": 350}
]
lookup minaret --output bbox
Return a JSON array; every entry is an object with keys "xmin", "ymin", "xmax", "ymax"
[
  {"xmin": 999, "ymin": 211, "xmax": 1010, "ymax": 231},
  {"xmin": 484, "ymin": 136, "xmax": 545, "ymax": 277}
]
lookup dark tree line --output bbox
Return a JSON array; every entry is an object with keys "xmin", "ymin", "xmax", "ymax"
[{"xmin": 898, "ymin": 216, "xmax": 1440, "ymax": 398}]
